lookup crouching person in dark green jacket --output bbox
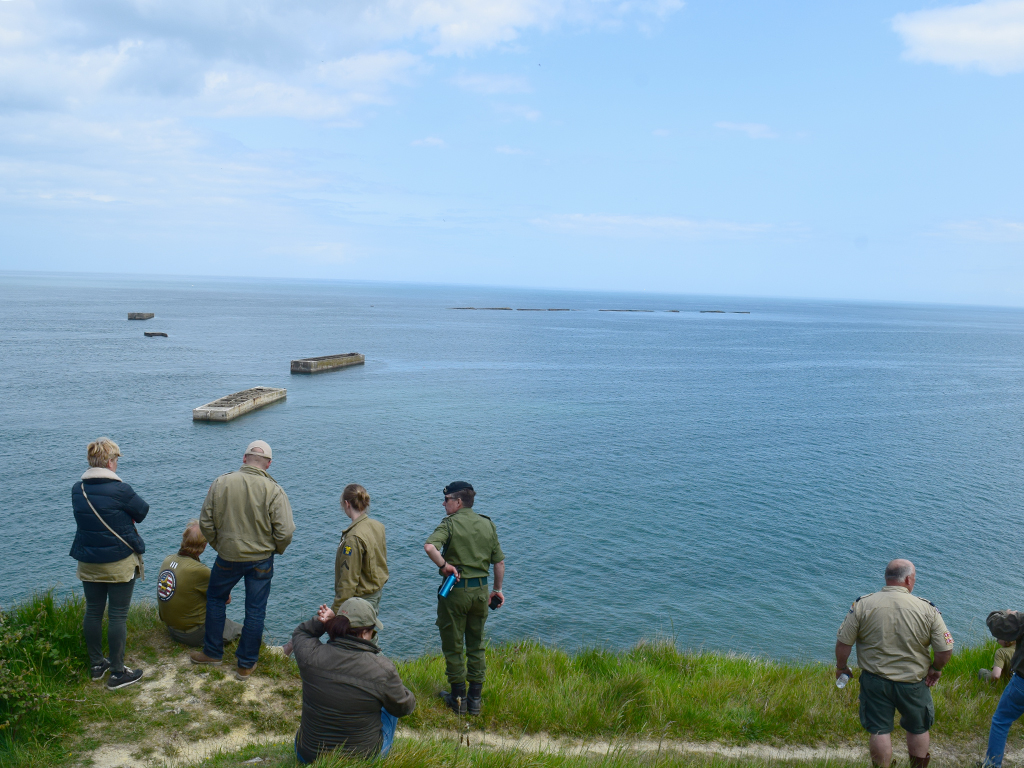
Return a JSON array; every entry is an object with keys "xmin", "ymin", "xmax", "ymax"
[{"xmin": 292, "ymin": 598, "xmax": 415, "ymax": 763}]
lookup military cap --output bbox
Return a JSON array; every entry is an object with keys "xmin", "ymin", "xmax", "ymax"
[
  {"xmin": 443, "ymin": 480, "xmax": 474, "ymax": 495},
  {"xmin": 338, "ymin": 597, "xmax": 383, "ymax": 630}
]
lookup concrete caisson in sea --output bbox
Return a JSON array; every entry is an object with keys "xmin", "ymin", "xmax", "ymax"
[
  {"xmin": 192, "ymin": 387, "xmax": 287, "ymax": 422},
  {"xmin": 128, "ymin": 313, "xmax": 154, "ymax": 320},
  {"xmin": 144, "ymin": 332, "xmax": 168, "ymax": 338},
  {"xmin": 290, "ymin": 353, "xmax": 365, "ymax": 374}
]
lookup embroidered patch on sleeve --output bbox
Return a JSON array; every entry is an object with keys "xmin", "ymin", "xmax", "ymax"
[
  {"xmin": 157, "ymin": 570, "xmax": 176, "ymax": 601},
  {"xmin": 943, "ymin": 631, "xmax": 954, "ymax": 646},
  {"xmin": 344, "ymin": 546, "xmax": 352, "ymax": 555}
]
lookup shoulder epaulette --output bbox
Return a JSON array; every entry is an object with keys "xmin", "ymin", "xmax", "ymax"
[
  {"xmin": 915, "ymin": 595, "xmax": 940, "ymax": 612},
  {"xmin": 477, "ymin": 514, "xmax": 492, "ymax": 521}
]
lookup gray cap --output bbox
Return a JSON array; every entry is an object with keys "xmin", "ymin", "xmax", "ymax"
[
  {"xmin": 338, "ymin": 597, "xmax": 383, "ymax": 630},
  {"xmin": 244, "ymin": 440, "xmax": 272, "ymax": 460}
]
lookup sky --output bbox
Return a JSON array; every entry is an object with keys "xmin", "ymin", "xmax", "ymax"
[{"xmin": 0, "ymin": 0, "xmax": 1023, "ymax": 305}]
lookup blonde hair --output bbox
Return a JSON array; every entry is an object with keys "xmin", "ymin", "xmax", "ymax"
[
  {"xmin": 342, "ymin": 484, "xmax": 370, "ymax": 513},
  {"xmin": 87, "ymin": 437, "xmax": 121, "ymax": 468},
  {"xmin": 179, "ymin": 520, "xmax": 207, "ymax": 559}
]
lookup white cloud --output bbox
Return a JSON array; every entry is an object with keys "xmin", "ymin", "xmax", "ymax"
[
  {"xmin": 495, "ymin": 145, "xmax": 526, "ymax": 154},
  {"xmin": 938, "ymin": 219, "xmax": 1024, "ymax": 241},
  {"xmin": 537, "ymin": 214, "xmax": 773, "ymax": 238},
  {"xmin": 412, "ymin": 136, "xmax": 445, "ymax": 146},
  {"xmin": 893, "ymin": 1, "xmax": 1024, "ymax": 75},
  {"xmin": 715, "ymin": 122, "xmax": 776, "ymax": 139},
  {"xmin": 453, "ymin": 73, "xmax": 531, "ymax": 93}
]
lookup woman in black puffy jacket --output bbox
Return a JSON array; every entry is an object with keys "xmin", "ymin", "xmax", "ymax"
[{"xmin": 69, "ymin": 437, "xmax": 149, "ymax": 689}]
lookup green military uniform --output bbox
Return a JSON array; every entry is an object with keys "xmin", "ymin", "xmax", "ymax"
[
  {"xmin": 333, "ymin": 515, "xmax": 389, "ymax": 613},
  {"xmin": 837, "ymin": 586, "xmax": 954, "ymax": 735},
  {"xmin": 427, "ymin": 508, "xmax": 504, "ymax": 684}
]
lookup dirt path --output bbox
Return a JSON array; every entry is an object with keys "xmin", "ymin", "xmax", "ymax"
[{"xmin": 81, "ymin": 650, "xmax": 990, "ymax": 767}]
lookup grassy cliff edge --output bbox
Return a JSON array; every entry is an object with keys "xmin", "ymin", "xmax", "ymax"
[{"xmin": 0, "ymin": 592, "xmax": 1009, "ymax": 768}]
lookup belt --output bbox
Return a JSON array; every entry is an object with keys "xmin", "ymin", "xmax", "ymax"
[
  {"xmin": 1015, "ymin": 671, "xmax": 1024, "ymax": 681},
  {"xmin": 453, "ymin": 577, "xmax": 487, "ymax": 589}
]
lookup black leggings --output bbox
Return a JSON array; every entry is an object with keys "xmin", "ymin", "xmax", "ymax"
[{"xmin": 82, "ymin": 579, "xmax": 135, "ymax": 673}]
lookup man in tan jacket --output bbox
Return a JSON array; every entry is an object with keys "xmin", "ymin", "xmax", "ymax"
[{"xmin": 191, "ymin": 440, "xmax": 295, "ymax": 681}]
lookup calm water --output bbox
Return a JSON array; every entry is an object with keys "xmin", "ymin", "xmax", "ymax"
[{"xmin": 2, "ymin": 272, "xmax": 1023, "ymax": 661}]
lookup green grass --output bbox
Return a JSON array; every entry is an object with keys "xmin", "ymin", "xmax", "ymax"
[
  {"xmin": 398, "ymin": 639, "xmax": 1012, "ymax": 745},
  {"xmin": 1, "ymin": 592, "xmax": 1017, "ymax": 768},
  {"xmin": 188, "ymin": 737, "xmax": 871, "ymax": 768}
]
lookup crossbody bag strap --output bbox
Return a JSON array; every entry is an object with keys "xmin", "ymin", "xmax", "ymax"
[{"xmin": 80, "ymin": 482, "xmax": 137, "ymax": 555}]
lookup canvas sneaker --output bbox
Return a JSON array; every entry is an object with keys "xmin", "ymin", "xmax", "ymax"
[
  {"xmin": 106, "ymin": 667, "xmax": 144, "ymax": 690},
  {"xmin": 90, "ymin": 658, "xmax": 111, "ymax": 682}
]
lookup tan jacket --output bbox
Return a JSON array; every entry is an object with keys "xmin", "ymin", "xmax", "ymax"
[
  {"xmin": 200, "ymin": 466, "xmax": 295, "ymax": 562},
  {"xmin": 333, "ymin": 515, "xmax": 388, "ymax": 611}
]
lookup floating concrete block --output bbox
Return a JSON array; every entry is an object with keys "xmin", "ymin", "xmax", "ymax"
[
  {"xmin": 128, "ymin": 313, "xmax": 154, "ymax": 320},
  {"xmin": 144, "ymin": 332, "xmax": 168, "ymax": 337},
  {"xmin": 193, "ymin": 387, "xmax": 287, "ymax": 422},
  {"xmin": 291, "ymin": 353, "xmax": 365, "ymax": 374}
]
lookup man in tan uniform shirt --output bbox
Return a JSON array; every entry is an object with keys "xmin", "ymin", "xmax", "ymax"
[{"xmin": 836, "ymin": 559, "xmax": 954, "ymax": 768}]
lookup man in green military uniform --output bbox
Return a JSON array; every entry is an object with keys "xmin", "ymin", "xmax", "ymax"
[
  {"xmin": 424, "ymin": 481, "xmax": 505, "ymax": 716},
  {"xmin": 835, "ymin": 559, "xmax": 954, "ymax": 768}
]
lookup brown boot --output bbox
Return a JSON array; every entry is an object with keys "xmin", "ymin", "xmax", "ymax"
[
  {"xmin": 910, "ymin": 753, "xmax": 931, "ymax": 768},
  {"xmin": 235, "ymin": 663, "xmax": 256, "ymax": 682},
  {"xmin": 189, "ymin": 650, "xmax": 222, "ymax": 666}
]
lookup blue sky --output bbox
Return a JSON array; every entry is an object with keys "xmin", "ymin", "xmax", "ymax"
[{"xmin": 1, "ymin": 0, "xmax": 1023, "ymax": 304}]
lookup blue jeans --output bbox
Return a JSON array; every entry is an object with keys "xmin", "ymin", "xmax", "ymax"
[
  {"xmin": 293, "ymin": 709, "xmax": 398, "ymax": 764},
  {"xmin": 986, "ymin": 673, "xmax": 1024, "ymax": 767},
  {"xmin": 203, "ymin": 555, "xmax": 273, "ymax": 669}
]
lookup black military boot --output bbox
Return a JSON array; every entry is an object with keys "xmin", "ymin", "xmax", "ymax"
[
  {"xmin": 440, "ymin": 682, "xmax": 467, "ymax": 714},
  {"xmin": 467, "ymin": 682, "xmax": 483, "ymax": 715}
]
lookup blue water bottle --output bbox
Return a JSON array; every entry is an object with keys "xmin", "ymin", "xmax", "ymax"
[{"xmin": 438, "ymin": 572, "xmax": 457, "ymax": 598}]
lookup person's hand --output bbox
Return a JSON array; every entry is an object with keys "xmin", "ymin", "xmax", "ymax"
[
  {"xmin": 282, "ymin": 640, "xmax": 293, "ymax": 656},
  {"xmin": 925, "ymin": 667, "xmax": 942, "ymax": 687},
  {"xmin": 442, "ymin": 563, "xmax": 460, "ymax": 580},
  {"xmin": 226, "ymin": 594, "xmax": 232, "ymax": 605},
  {"xmin": 489, "ymin": 591, "xmax": 505, "ymax": 608},
  {"xmin": 835, "ymin": 666, "xmax": 852, "ymax": 680},
  {"xmin": 317, "ymin": 604, "xmax": 335, "ymax": 623}
]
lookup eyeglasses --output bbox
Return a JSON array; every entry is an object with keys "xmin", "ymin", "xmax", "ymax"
[{"xmin": 443, "ymin": 496, "xmax": 456, "ymax": 503}]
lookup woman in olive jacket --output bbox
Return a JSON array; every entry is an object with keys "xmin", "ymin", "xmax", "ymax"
[
  {"xmin": 69, "ymin": 437, "xmax": 149, "ymax": 689},
  {"xmin": 292, "ymin": 598, "xmax": 415, "ymax": 763}
]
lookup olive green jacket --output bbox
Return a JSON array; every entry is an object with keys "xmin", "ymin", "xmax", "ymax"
[
  {"xmin": 333, "ymin": 515, "xmax": 389, "ymax": 612},
  {"xmin": 426, "ymin": 508, "xmax": 504, "ymax": 580},
  {"xmin": 199, "ymin": 466, "xmax": 295, "ymax": 562}
]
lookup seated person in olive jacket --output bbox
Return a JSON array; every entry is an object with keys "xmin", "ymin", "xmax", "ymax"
[
  {"xmin": 157, "ymin": 521, "xmax": 242, "ymax": 647},
  {"xmin": 292, "ymin": 598, "xmax": 415, "ymax": 764}
]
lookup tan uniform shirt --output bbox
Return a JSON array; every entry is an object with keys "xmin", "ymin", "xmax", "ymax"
[
  {"xmin": 426, "ymin": 508, "xmax": 504, "ymax": 580},
  {"xmin": 995, "ymin": 644, "xmax": 1016, "ymax": 672},
  {"xmin": 837, "ymin": 585, "xmax": 954, "ymax": 683},
  {"xmin": 333, "ymin": 515, "xmax": 389, "ymax": 612},
  {"xmin": 77, "ymin": 553, "xmax": 144, "ymax": 583},
  {"xmin": 199, "ymin": 466, "xmax": 295, "ymax": 562},
  {"xmin": 157, "ymin": 554, "xmax": 210, "ymax": 632}
]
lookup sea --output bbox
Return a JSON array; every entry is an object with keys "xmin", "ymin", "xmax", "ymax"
[{"xmin": 2, "ymin": 271, "xmax": 1023, "ymax": 662}]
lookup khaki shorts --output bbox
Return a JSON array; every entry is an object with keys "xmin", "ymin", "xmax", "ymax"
[{"xmin": 859, "ymin": 671, "xmax": 934, "ymax": 735}]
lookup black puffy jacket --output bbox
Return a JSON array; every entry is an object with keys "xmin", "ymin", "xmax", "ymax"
[{"xmin": 69, "ymin": 475, "xmax": 149, "ymax": 563}]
